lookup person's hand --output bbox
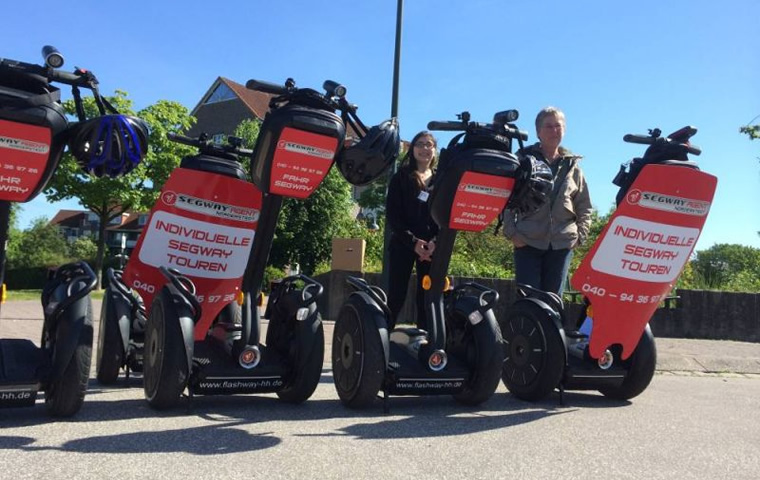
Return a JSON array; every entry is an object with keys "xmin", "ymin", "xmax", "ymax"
[
  {"xmin": 512, "ymin": 238, "xmax": 527, "ymax": 248},
  {"xmin": 415, "ymin": 239, "xmax": 435, "ymax": 262}
]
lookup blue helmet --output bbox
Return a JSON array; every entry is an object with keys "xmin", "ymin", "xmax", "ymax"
[{"xmin": 68, "ymin": 114, "xmax": 149, "ymax": 177}]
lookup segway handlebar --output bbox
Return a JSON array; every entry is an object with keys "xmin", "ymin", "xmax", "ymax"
[
  {"xmin": 624, "ymin": 127, "xmax": 701, "ymax": 156},
  {"xmin": 0, "ymin": 45, "xmax": 100, "ymax": 89},
  {"xmin": 245, "ymin": 78, "xmax": 293, "ymax": 95},
  {"xmin": 167, "ymin": 132, "xmax": 253, "ymax": 157}
]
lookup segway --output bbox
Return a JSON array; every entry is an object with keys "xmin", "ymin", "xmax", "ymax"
[
  {"xmin": 96, "ymin": 133, "xmax": 261, "ymax": 389},
  {"xmin": 140, "ymin": 78, "xmax": 397, "ymax": 409},
  {"xmin": 0, "ymin": 46, "xmax": 147, "ymax": 416},
  {"xmin": 501, "ymin": 126, "xmax": 717, "ymax": 403},
  {"xmin": 332, "ymin": 110, "xmax": 551, "ymax": 410}
]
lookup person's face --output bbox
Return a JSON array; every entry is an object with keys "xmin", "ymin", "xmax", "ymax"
[
  {"xmin": 538, "ymin": 114, "xmax": 565, "ymax": 147},
  {"xmin": 413, "ymin": 135, "xmax": 436, "ymax": 168}
]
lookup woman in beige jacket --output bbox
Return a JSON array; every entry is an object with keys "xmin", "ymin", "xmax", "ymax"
[{"xmin": 503, "ymin": 107, "xmax": 592, "ymax": 295}]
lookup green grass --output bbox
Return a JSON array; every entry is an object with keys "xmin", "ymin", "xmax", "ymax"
[{"xmin": 6, "ymin": 289, "xmax": 105, "ymax": 302}]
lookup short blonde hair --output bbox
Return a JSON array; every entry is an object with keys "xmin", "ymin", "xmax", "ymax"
[{"xmin": 535, "ymin": 107, "xmax": 566, "ymax": 134}]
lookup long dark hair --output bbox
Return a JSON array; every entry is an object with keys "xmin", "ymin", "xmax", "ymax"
[{"xmin": 400, "ymin": 130, "xmax": 437, "ymax": 190}]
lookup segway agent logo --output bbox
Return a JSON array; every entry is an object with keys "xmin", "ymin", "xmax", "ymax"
[
  {"xmin": 277, "ymin": 140, "xmax": 334, "ymax": 159},
  {"xmin": 628, "ymin": 190, "xmax": 711, "ymax": 217},
  {"xmin": 457, "ymin": 183, "xmax": 511, "ymax": 199},
  {"xmin": 0, "ymin": 135, "xmax": 49, "ymax": 154},
  {"xmin": 172, "ymin": 193, "xmax": 260, "ymax": 223},
  {"xmin": 161, "ymin": 190, "xmax": 178, "ymax": 205}
]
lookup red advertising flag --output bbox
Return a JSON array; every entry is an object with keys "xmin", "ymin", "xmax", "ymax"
[
  {"xmin": 123, "ymin": 168, "xmax": 262, "ymax": 340},
  {"xmin": 571, "ymin": 165, "xmax": 717, "ymax": 359}
]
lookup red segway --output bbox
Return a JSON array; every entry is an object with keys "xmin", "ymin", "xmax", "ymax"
[
  {"xmin": 0, "ymin": 46, "xmax": 147, "ymax": 416},
  {"xmin": 501, "ymin": 126, "xmax": 717, "ymax": 403},
  {"xmin": 332, "ymin": 110, "xmax": 553, "ymax": 410},
  {"xmin": 133, "ymin": 77, "xmax": 396, "ymax": 409},
  {"xmin": 96, "ymin": 133, "xmax": 262, "ymax": 394}
]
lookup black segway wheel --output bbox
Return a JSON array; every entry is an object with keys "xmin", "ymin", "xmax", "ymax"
[
  {"xmin": 143, "ymin": 290, "xmax": 188, "ymax": 409},
  {"xmin": 500, "ymin": 301, "xmax": 564, "ymax": 401},
  {"xmin": 277, "ymin": 319, "xmax": 325, "ymax": 404},
  {"xmin": 598, "ymin": 325, "xmax": 657, "ymax": 400},
  {"xmin": 45, "ymin": 298, "xmax": 94, "ymax": 417},
  {"xmin": 453, "ymin": 316, "xmax": 504, "ymax": 406},
  {"xmin": 332, "ymin": 295, "xmax": 385, "ymax": 408},
  {"xmin": 96, "ymin": 289, "xmax": 125, "ymax": 384}
]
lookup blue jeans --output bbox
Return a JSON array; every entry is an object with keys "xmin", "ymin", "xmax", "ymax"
[{"xmin": 514, "ymin": 245, "xmax": 573, "ymax": 296}]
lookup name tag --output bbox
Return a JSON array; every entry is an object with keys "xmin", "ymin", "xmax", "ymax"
[{"xmin": 417, "ymin": 191, "xmax": 429, "ymax": 202}]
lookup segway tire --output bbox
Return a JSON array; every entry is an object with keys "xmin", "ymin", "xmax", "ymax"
[
  {"xmin": 277, "ymin": 320, "xmax": 325, "ymax": 404},
  {"xmin": 453, "ymin": 317, "xmax": 503, "ymax": 406},
  {"xmin": 96, "ymin": 289, "xmax": 124, "ymax": 384},
  {"xmin": 143, "ymin": 290, "xmax": 188, "ymax": 410},
  {"xmin": 598, "ymin": 326, "xmax": 657, "ymax": 400},
  {"xmin": 500, "ymin": 301, "xmax": 564, "ymax": 402},
  {"xmin": 45, "ymin": 299, "xmax": 94, "ymax": 417},
  {"xmin": 332, "ymin": 295, "xmax": 385, "ymax": 408}
]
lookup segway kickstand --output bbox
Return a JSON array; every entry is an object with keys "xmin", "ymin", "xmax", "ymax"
[
  {"xmin": 382, "ymin": 389, "xmax": 389, "ymax": 414},
  {"xmin": 558, "ymin": 382, "xmax": 565, "ymax": 406}
]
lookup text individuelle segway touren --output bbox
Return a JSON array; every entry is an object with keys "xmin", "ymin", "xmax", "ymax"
[
  {"xmin": 500, "ymin": 126, "xmax": 717, "ymax": 403},
  {"xmin": 96, "ymin": 133, "xmax": 262, "ymax": 390},
  {"xmin": 0, "ymin": 46, "xmax": 147, "ymax": 416},
  {"xmin": 332, "ymin": 110, "xmax": 553, "ymax": 410},
  {"xmin": 140, "ymin": 77, "xmax": 398, "ymax": 409}
]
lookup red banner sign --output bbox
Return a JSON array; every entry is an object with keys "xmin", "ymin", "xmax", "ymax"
[
  {"xmin": 571, "ymin": 165, "xmax": 717, "ymax": 359},
  {"xmin": 449, "ymin": 172, "xmax": 515, "ymax": 232},
  {"xmin": 123, "ymin": 168, "xmax": 262, "ymax": 340},
  {"xmin": 269, "ymin": 127, "xmax": 337, "ymax": 198},
  {"xmin": 0, "ymin": 119, "xmax": 51, "ymax": 202}
]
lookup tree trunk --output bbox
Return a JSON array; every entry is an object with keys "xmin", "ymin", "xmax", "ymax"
[{"xmin": 95, "ymin": 208, "xmax": 107, "ymax": 290}]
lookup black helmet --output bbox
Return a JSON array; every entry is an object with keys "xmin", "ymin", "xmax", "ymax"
[
  {"xmin": 507, "ymin": 155, "xmax": 553, "ymax": 214},
  {"xmin": 336, "ymin": 119, "xmax": 399, "ymax": 186},
  {"xmin": 68, "ymin": 114, "xmax": 149, "ymax": 178}
]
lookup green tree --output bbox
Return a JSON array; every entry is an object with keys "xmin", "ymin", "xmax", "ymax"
[
  {"xmin": 688, "ymin": 244, "xmax": 760, "ymax": 292},
  {"xmin": 271, "ymin": 168, "xmax": 358, "ymax": 273},
  {"xmin": 44, "ymin": 91, "xmax": 195, "ymax": 287},
  {"xmin": 233, "ymin": 118, "xmax": 361, "ymax": 274},
  {"xmin": 7, "ymin": 218, "xmax": 70, "ymax": 269}
]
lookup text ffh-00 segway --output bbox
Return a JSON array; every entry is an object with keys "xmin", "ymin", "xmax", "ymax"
[
  {"xmin": 333, "ymin": 110, "xmax": 551, "ymax": 410},
  {"xmin": 501, "ymin": 126, "xmax": 717, "ymax": 403},
  {"xmin": 96, "ymin": 133, "xmax": 261, "ymax": 393},
  {"xmin": 140, "ymin": 78, "xmax": 397, "ymax": 409},
  {"xmin": 0, "ymin": 47, "xmax": 146, "ymax": 416}
]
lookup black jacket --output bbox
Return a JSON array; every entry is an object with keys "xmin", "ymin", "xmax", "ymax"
[{"xmin": 385, "ymin": 165, "xmax": 439, "ymax": 251}]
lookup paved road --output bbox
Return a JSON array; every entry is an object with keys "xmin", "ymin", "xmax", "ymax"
[{"xmin": 1, "ymin": 300, "xmax": 759, "ymax": 479}]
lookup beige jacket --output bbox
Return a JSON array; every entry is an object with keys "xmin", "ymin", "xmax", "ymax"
[{"xmin": 504, "ymin": 145, "xmax": 592, "ymax": 250}]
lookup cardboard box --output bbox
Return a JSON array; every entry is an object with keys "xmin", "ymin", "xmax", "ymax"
[{"xmin": 331, "ymin": 238, "xmax": 366, "ymax": 272}]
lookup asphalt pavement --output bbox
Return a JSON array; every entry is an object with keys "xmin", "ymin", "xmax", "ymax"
[{"xmin": 1, "ymin": 299, "xmax": 759, "ymax": 376}]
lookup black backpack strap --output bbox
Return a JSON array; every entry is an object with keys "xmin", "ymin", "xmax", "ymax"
[{"xmin": 549, "ymin": 157, "xmax": 574, "ymax": 207}]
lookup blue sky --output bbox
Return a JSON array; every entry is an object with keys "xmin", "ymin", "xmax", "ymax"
[{"xmin": 3, "ymin": 0, "xmax": 758, "ymax": 251}]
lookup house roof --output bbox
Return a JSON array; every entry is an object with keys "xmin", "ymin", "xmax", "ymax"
[
  {"xmin": 49, "ymin": 210, "xmax": 87, "ymax": 228},
  {"xmin": 190, "ymin": 77, "xmax": 274, "ymax": 119}
]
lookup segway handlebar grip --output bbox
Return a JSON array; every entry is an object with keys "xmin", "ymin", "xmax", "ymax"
[
  {"xmin": 504, "ymin": 126, "xmax": 528, "ymax": 141},
  {"xmin": 246, "ymin": 79, "xmax": 289, "ymax": 95},
  {"xmin": 427, "ymin": 120, "xmax": 467, "ymax": 131},
  {"xmin": 623, "ymin": 133, "xmax": 655, "ymax": 145},
  {"xmin": 685, "ymin": 144, "xmax": 702, "ymax": 156},
  {"xmin": 167, "ymin": 132, "xmax": 198, "ymax": 147}
]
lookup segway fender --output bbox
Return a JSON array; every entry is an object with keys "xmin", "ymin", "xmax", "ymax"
[
  {"xmin": 109, "ymin": 289, "xmax": 133, "ymax": 356},
  {"xmin": 471, "ymin": 313, "xmax": 501, "ymax": 367},
  {"xmin": 352, "ymin": 291, "xmax": 390, "ymax": 367},
  {"xmin": 293, "ymin": 304, "xmax": 321, "ymax": 370},
  {"xmin": 161, "ymin": 286, "xmax": 197, "ymax": 376},
  {"xmin": 49, "ymin": 284, "xmax": 93, "ymax": 379},
  {"xmin": 514, "ymin": 297, "xmax": 568, "ymax": 364}
]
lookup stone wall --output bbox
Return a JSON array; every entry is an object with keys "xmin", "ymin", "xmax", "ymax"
[{"xmin": 314, "ymin": 271, "xmax": 760, "ymax": 342}]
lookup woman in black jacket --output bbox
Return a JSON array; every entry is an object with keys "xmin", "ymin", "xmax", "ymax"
[{"xmin": 385, "ymin": 130, "xmax": 439, "ymax": 330}]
